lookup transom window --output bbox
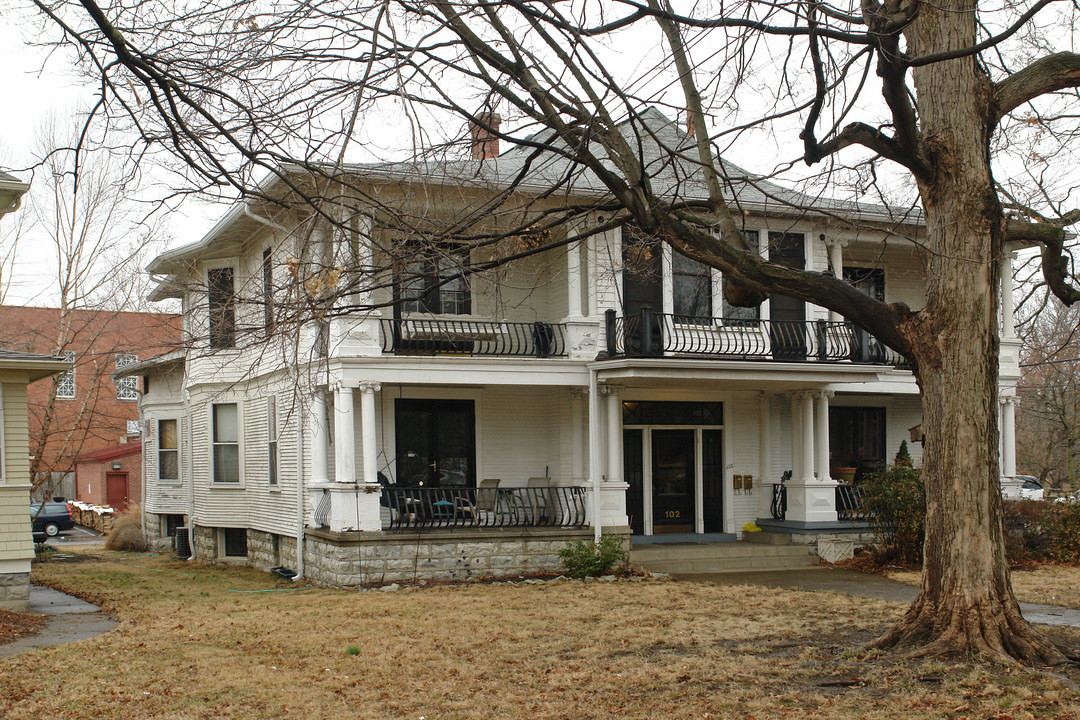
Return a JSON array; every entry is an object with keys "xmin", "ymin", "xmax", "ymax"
[
  {"xmin": 116, "ymin": 353, "xmax": 139, "ymax": 401},
  {"xmin": 395, "ymin": 246, "xmax": 471, "ymax": 315},
  {"xmin": 212, "ymin": 403, "xmax": 240, "ymax": 483},
  {"xmin": 158, "ymin": 418, "xmax": 179, "ymax": 482},
  {"xmin": 623, "ymin": 401, "xmax": 724, "ymax": 426}
]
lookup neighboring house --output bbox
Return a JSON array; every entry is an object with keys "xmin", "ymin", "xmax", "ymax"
[
  {"xmin": 0, "ymin": 306, "xmax": 180, "ymax": 498},
  {"xmin": 131, "ymin": 110, "xmax": 1021, "ymax": 586},
  {"xmin": 74, "ymin": 436, "xmax": 143, "ymax": 511}
]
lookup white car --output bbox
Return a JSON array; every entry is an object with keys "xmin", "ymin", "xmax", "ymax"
[
  {"xmin": 1054, "ymin": 488, "xmax": 1080, "ymax": 503},
  {"xmin": 1016, "ymin": 475, "xmax": 1045, "ymax": 501}
]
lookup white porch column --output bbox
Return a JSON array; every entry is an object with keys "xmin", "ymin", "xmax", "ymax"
[
  {"xmin": 790, "ymin": 392, "xmax": 803, "ymax": 482},
  {"xmin": 592, "ymin": 382, "xmax": 628, "ymax": 530},
  {"xmin": 570, "ymin": 388, "xmax": 587, "ymax": 483},
  {"xmin": 310, "ymin": 388, "xmax": 329, "ymax": 484},
  {"xmin": 1002, "ymin": 396, "xmax": 1017, "ymax": 478},
  {"xmin": 800, "ymin": 392, "xmax": 815, "ymax": 484},
  {"xmin": 334, "ymin": 384, "xmax": 356, "ymax": 483},
  {"xmin": 1001, "ymin": 252, "xmax": 1016, "ymax": 338},
  {"xmin": 604, "ymin": 384, "xmax": 624, "ymax": 484},
  {"xmin": 828, "ymin": 239, "xmax": 844, "ymax": 321},
  {"xmin": 815, "ymin": 390, "xmax": 832, "ymax": 482},
  {"xmin": 567, "ymin": 238, "xmax": 583, "ymax": 318},
  {"xmin": 758, "ymin": 393, "xmax": 773, "ymax": 520},
  {"xmin": 359, "ymin": 382, "xmax": 381, "ymax": 486}
]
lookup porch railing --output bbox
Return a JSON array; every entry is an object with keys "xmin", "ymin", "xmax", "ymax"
[
  {"xmin": 382, "ymin": 486, "xmax": 588, "ymax": 530},
  {"xmin": 380, "ymin": 318, "xmax": 567, "ymax": 357},
  {"xmin": 770, "ymin": 482, "xmax": 873, "ymax": 522},
  {"xmin": 605, "ymin": 308, "xmax": 907, "ymax": 366},
  {"xmin": 835, "ymin": 483, "xmax": 872, "ymax": 522}
]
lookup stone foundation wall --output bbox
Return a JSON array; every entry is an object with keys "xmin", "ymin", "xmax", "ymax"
[
  {"xmin": 192, "ymin": 524, "xmax": 218, "ymax": 560},
  {"xmin": 189, "ymin": 525, "xmax": 614, "ymax": 588},
  {"xmin": 302, "ymin": 528, "xmax": 598, "ymax": 587},
  {"xmin": 0, "ymin": 572, "xmax": 31, "ymax": 613},
  {"xmin": 144, "ymin": 513, "xmax": 171, "ymax": 552}
]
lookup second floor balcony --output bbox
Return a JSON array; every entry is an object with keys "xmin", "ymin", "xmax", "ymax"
[{"xmin": 604, "ymin": 307, "xmax": 909, "ymax": 367}]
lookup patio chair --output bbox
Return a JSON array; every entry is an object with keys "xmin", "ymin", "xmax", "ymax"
[{"xmin": 526, "ymin": 477, "xmax": 552, "ymax": 524}]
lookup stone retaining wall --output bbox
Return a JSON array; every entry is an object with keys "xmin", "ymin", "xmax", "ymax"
[{"xmin": 192, "ymin": 525, "xmax": 217, "ymax": 560}]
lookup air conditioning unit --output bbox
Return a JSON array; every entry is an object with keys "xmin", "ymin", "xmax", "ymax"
[{"xmin": 174, "ymin": 527, "xmax": 191, "ymax": 559}]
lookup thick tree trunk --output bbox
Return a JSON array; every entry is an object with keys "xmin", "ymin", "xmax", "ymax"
[{"xmin": 870, "ymin": 1, "xmax": 1067, "ymax": 665}]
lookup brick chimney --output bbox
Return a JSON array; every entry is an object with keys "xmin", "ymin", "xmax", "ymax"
[{"xmin": 470, "ymin": 112, "xmax": 502, "ymax": 160}]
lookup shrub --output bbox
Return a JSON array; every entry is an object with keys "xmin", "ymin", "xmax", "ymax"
[
  {"xmin": 1004, "ymin": 499, "xmax": 1080, "ymax": 565},
  {"xmin": 557, "ymin": 535, "xmax": 626, "ymax": 578},
  {"xmin": 860, "ymin": 462, "xmax": 924, "ymax": 565},
  {"xmin": 104, "ymin": 505, "xmax": 148, "ymax": 552}
]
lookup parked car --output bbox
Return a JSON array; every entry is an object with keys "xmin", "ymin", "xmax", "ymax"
[
  {"xmin": 1055, "ymin": 488, "xmax": 1080, "ymax": 503},
  {"xmin": 1016, "ymin": 475, "xmax": 1045, "ymax": 501},
  {"xmin": 30, "ymin": 500, "xmax": 75, "ymax": 537}
]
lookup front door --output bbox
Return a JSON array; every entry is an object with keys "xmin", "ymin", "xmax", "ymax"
[
  {"xmin": 652, "ymin": 430, "xmax": 695, "ymax": 533},
  {"xmin": 395, "ymin": 399, "xmax": 476, "ymax": 488},
  {"xmin": 768, "ymin": 232, "xmax": 807, "ymax": 360}
]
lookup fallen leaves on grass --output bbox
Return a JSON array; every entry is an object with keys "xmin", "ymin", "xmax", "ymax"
[{"xmin": 0, "ymin": 609, "xmax": 47, "ymax": 645}]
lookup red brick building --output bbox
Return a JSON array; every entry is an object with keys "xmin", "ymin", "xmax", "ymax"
[
  {"xmin": 0, "ymin": 306, "xmax": 180, "ymax": 493},
  {"xmin": 74, "ymin": 439, "xmax": 143, "ymax": 511}
]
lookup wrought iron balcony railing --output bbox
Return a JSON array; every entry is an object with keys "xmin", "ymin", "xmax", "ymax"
[
  {"xmin": 769, "ymin": 482, "xmax": 873, "ymax": 522},
  {"xmin": 382, "ymin": 486, "xmax": 588, "ymax": 530},
  {"xmin": 380, "ymin": 318, "xmax": 567, "ymax": 358},
  {"xmin": 605, "ymin": 308, "xmax": 907, "ymax": 366}
]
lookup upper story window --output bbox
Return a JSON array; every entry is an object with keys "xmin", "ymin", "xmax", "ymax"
[
  {"xmin": 721, "ymin": 230, "xmax": 762, "ymax": 325},
  {"xmin": 158, "ymin": 418, "xmax": 179, "ymax": 482},
  {"xmin": 212, "ymin": 402, "xmax": 240, "ymax": 483},
  {"xmin": 395, "ymin": 246, "xmax": 471, "ymax": 315},
  {"xmin": 208, "ymin": 267, "xmax": 236, "ymax": 349},
  {"xmin": 55, "ymin": 351, "xmax": 76, "ymax": 399},
  {"xmin": 115, "ymin": 353, "xmax": 139, "ymax": 401},
  {"xmin": 844, "ymin": 267, "xmax": 885, "ymax": 302},
  {"xmin": 262, "ymin": 248, "xmax": 275, "ymax": 335},
  {"xmin": 672, "ymin": 250, "xmax": 712, "ymax": 318}
]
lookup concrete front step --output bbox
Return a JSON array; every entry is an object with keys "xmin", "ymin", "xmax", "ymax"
[{"xmin": 629, "ymin": 540, "xmax": 819, "ymax": 574}]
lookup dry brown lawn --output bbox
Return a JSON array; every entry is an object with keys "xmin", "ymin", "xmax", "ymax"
[
  {"xmin": 3, "ymin": 552, "xmax": 1079, "ymax": 720},
  {"xmin": 890, "ymin": 565, "xmax": 1080, "ymax": 610}
]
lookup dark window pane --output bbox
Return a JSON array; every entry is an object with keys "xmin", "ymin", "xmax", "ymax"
[
  {"xmin": 223, "ymin": 528, "xmax": 247, "ymax": 557},
  {"xmin": 208, "ymin": 267, "xmax": 236, "ymax": 349},
  {"xmin": 672, "ymin": 250, "xmax": 711, "ymax": 318}
]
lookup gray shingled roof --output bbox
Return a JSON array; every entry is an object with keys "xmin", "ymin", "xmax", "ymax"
[{"xmin": 149, "ymin": 108, "xmax": 922, "ymax": 275}]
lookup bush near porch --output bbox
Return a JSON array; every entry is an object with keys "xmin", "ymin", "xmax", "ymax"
[{"xmin": 8, "ymin": 551, "xmax": 1080, "ymax": 719}]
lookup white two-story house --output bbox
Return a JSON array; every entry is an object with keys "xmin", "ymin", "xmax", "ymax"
[{"xmin": 129, "ymin": 110, "xmax": 1022, "ymax": 586}]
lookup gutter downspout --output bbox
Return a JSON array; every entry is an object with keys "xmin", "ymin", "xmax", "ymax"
[
  {"xmin": 184, "ymin": 388, "xmax": 195, "ymax": 560},
  {"xmin": 243, "ymin": 204, "xmax": 292, "ymax": 235},
  {"xmin": 589, "ymin": 367, "xmax": 602, "ymax": 543}
]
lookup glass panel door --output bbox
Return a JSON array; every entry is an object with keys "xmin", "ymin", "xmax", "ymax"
[
  {"xmin": 395, "ymin": 400, "xmax": 476, "ymax": 488},
  {"xmin": 652, "ymin": 430, "xmax": 695, "ymax": 534}
]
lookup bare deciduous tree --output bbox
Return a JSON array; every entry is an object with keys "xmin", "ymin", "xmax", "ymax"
[{"xmin": 25, "ymin": 0, "xmax": 1080, "ymax": 662}]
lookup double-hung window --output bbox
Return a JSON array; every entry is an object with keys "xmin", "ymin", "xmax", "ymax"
[
  {"xmin": 396, "ymin": 246, "xmax": 471, "ymax": 315},
  {"xmin": 116, "ymin": 353, "xmax": 139, "ymax": 400},
  {"xmin": 208, "ymin": 267, "xmax": 236, "ymax": 349},
  {"xmin": 262, "ymin": 249, "xmax": 274, "ymax": 336},
  {"xmin": 266, "ymin": 396, "xmax": 278, "ymax": 487},
  {"xmin": 158, "ymin": 418, "xmax": 179, "ymax": 482},
  {"xmin": 211, "ymin": 403, "xmax": 240, "ymax": 484}
]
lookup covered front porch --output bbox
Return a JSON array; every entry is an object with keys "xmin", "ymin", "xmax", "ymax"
[{"xmin": 302, "ymin": 356, "xmax": 908, "ymax": 542}]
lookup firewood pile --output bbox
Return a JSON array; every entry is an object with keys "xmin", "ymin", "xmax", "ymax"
[{"xmin": 69, "ymin": 501, "xmax": 115, "ymax": 533}]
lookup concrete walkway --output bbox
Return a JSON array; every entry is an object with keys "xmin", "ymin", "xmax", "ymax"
[
  {"xmin": 0, "ymin": 585, "xmax": 116, "ymax": 658},
  {"xmin": 676, "ymin": 568, "xmax": 1080, "ymax": 628}
]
